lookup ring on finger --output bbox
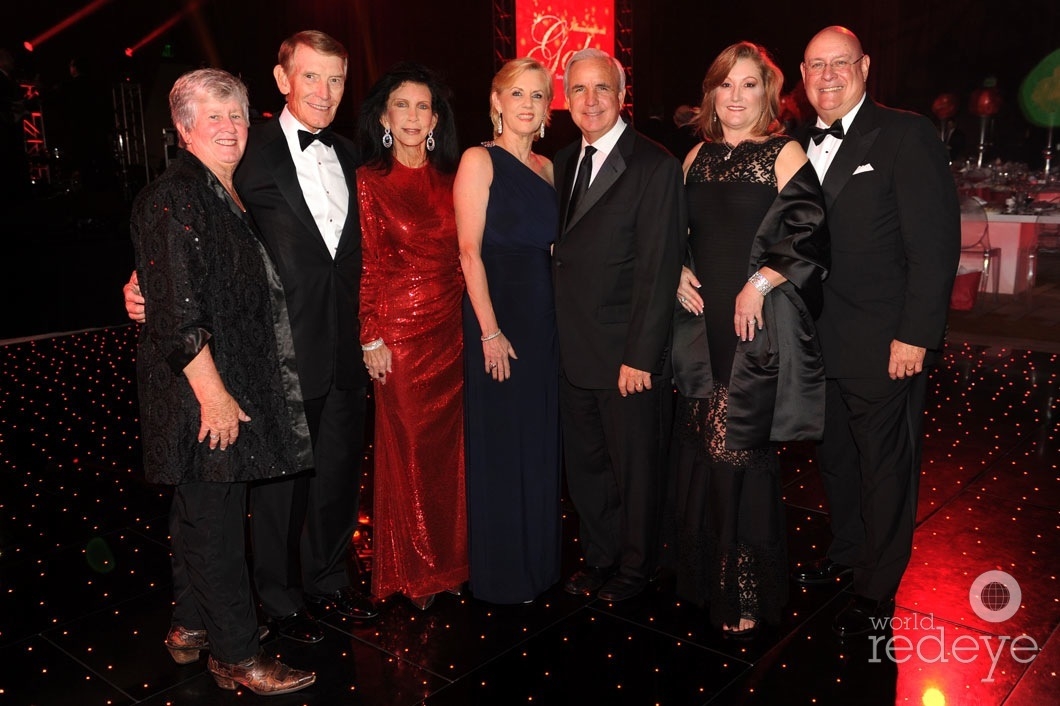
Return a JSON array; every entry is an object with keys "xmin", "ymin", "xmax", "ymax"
[{"xmin": 678, "ymin": 295, "xmax": 687, "ymax": 304}]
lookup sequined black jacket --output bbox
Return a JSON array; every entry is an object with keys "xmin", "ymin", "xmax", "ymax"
[{"xmin": 130, "ymin": 150, "xmax": 312, "ymax": 484}]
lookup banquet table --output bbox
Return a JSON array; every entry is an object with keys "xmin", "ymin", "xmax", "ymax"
[{"xmin": 971, "ymin": 211, "xmax": 1060, "ymax": 294}]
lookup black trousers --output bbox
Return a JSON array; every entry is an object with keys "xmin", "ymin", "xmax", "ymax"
[
  {"xmin": 817, "ymin": 373, "xmax": 927, "ymax": 601},
  {"xmin": 560, "ymin": 375, "xmax": 672, "ymax": 581},
  {"xmin": 170, "ymin": 481, "xmax": 259, "ymax": 663},
  {"xmin": 250, "ymin": 386, "xmax": 367, "ymax": 617}
]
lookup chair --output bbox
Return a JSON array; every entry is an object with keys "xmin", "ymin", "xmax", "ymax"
[
  {"xmin": 1025, "ymin": 210, "xmax": 1060, "ymax": 307},
  {"xmin": 958, "ymin": 196, "xmax": 1000, "ymax": 301}
]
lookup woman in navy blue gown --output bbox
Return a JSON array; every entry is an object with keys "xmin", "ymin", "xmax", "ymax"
[{"xmin": 455, "ymin": 58, "xmax": 561, "ymax": 604}]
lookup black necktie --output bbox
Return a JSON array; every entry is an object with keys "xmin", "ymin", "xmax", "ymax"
[
  {"xmin": 808, "ymin": 120, "xmax": 844, "ymax": 145},
  {"xmin": 298, "ymin": 127, "xmax": 335, "ymax": 151},
  {"xmin": 567, "ymin": 145, "xmax": 597, "ymax": 222}
]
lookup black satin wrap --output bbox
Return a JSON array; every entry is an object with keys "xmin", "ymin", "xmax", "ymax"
[
  {"xmin": 166, "ymin": 326, "xmax": 212, "ymax": 375},
  {"xmin": 673, "ymin": 161, "xmax": 829, "ymax": 450}
]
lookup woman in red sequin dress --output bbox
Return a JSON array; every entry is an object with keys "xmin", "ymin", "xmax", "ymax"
[{"xmin": 356, "ymin": 64, "xmax": 467, "ymax": 610}]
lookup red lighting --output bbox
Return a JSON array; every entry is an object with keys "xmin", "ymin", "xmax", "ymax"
[
  {"xmin": 125, "ymin": 1, "xmax": 200, "ymax": 60},
  {"xmin": 516, "ymin": 0, "xmax": 616, "ymax": 110},
  {"xmin": 26, "ymin": 0, "xmax": 114, "ymax": 51}
]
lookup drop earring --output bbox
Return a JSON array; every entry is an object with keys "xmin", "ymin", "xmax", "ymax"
[
  {"xmin": 382, "ymin": 127, "xmax": 393, "ymax": 148},
  {"xmin": 539, "ymin": 121, "xmax": 546, "ymax": 139},
  {"xmin": 426, "ymin": 130, "xmax": 436, "ymax": 152},
  {"xmin": 496, "ymin": 113, "xmax": 503, "ymax": 135}
]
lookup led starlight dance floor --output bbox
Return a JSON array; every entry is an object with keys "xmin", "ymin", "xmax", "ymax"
[{"xmin": 0, "ymin": 327, "xmax": 1057, "ymax": 705}]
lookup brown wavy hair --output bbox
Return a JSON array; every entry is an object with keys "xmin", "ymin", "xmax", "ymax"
[{"xmin": 693, "ymin": 41, "xmax": 783, "ymax": 142}]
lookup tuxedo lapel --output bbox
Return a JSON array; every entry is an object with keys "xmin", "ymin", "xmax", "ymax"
[
  {"xmin": 558, "ymin": 148, "xmax": 579, "ymax": 232},
  {"xmin": 564, "ymin": 127, "xmax": 633, "ymax": 232},
  {"xmin": 821, "ymin": 100, "xmax": 881, "ymax": 208},
  {"xmin": 263, "ymin": 131, "xmax": 331, "ymax": 256},
  {"xmin": 332, "ymin": 140, "xmax": 359, "ymax": 256}
]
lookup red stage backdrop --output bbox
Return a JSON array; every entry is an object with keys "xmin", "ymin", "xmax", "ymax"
[{"xmin": 516, "ymin": 0, "xmax": 615, "ymax": 110}]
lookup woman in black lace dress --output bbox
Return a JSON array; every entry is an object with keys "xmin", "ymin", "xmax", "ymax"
[{"xmin": 670, "ymin": 42, "xmax": 829, "ymax": 638}]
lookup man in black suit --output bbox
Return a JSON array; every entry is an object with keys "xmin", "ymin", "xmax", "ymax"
[
  {"xmin": 126, "ymin": 31, "xmax": 377, "ymax": 641},
  {"xmin": 553, "ymin": 49, "xmax": 683, "ymax": 603},
  {"xmin": 790, "ymin": 26, "xmax": 959, "ymax": 637}
]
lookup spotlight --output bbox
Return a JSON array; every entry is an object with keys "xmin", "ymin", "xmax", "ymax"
[{"xmin": 25, "ymin": 0, "xmax": 114, "ymax": 51}]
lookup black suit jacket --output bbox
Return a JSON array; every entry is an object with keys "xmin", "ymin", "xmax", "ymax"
[
  {"xmin": 804, "ymin": 99, "xmax": 959, "ymax": 379},
  {"xmin": 552, "ymin": 125, "xmax": 684, "ymax": 389},
  {"xmin": 235, "ymin": 118, "xmax": 369, "ymax": 398}
]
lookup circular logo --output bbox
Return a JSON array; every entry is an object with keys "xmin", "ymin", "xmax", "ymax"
[{"xmin": 969, "ymin": 570, "xmax": 1021, "ymax": 622}]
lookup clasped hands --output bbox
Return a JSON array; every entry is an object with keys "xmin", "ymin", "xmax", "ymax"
[{"xmin": 676, "ymin": 265, "xmax": 766, "ymax": 342}]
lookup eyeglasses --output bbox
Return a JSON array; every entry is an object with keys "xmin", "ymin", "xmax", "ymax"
[{"xmin": 805, "ymin": 55, "xmax": 865, "ymax": 75}]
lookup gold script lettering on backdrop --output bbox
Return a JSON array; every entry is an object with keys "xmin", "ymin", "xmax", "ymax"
[{"xmin": 516, "ymin": 1, "xmax": 614, "ymax": 110}]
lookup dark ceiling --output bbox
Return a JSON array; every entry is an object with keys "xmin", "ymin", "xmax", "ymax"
[{"xmin": 4, "ymin": 0, "xmax": 1059, "ymax": 166}]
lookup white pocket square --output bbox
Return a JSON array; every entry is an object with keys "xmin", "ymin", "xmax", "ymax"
[{"xmin": 853, "ymin": 163, "xmax": 874, "ymax": 175}]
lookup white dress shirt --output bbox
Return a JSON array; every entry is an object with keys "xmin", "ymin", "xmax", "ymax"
[
  {"xmin": 278, "ymin": 107, "xmax": 349, "ymax": 258},
  {"xmin": 573, "ymin": 118, "xmax": 628, "ymax": 194},
  {"xmin": 806, "ymin": 93, "xmax": 866, "ymax": 183}
]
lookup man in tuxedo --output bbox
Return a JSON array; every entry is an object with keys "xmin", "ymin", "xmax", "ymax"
[
  {"xmin": 791, "ymin": 26, "xmax": 959, "ymax": 637},
  {"xmin": 237, "ymin": 29, "xmax": 377, "ymax": 641},
  {"xmin": 553, "ymin": 49, "xmax": 683, "ymax": 602},
  {"xmin": 126, "ymin": 31, "xmax": 377, "ymax": 641}
]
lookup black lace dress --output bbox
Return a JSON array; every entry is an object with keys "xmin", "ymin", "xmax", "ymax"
[{"xmin": 671, "ymin": 136, "xmax": 793, "ymax": 628}]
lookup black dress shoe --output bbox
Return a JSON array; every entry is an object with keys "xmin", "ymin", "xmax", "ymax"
[
  {"xmin": 563, "ymin": 566, "xmax": 614, "ymax": 596},
  {"xmin": 306, "ymin": 587, "xmax": 379, "ymax": 621},
  {"xmin": 597, "ymin": 574, "xmax": 647, "ymax": 602},
  {"xmin": 793, "ymin": 558, "xmax": 853, "ymax": 585},
  {"xmin": 270, "ymin": 611, "xmax": 325, "ymax": 644},
  {"xmin": 832, "ymin": 595, "xmax": 895, "ymax": 638}
]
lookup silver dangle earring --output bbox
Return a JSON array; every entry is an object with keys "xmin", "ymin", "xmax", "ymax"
[
  {"xmin": 496, "ymin": 113, "xmax": 503, "ymax": 135},
  {"xmin": 426, "ymin": 130, "xmax": 436, "ymax": 152},
  {"xmin": 539, "ymin": 121, "xmax": 546, "ymax": 139},
  {"xmin": 382, "ymin": 127, "xmax": 393, "ymax": 148}
]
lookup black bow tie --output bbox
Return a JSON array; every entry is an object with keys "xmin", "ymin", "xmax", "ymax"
[
  {"xmin": 298, "ymin": 128, "xmax": 335, "ymax": 151},
  {"xmin": 808, "ymin": 121, "xmax": 844, "ymax": 145}
]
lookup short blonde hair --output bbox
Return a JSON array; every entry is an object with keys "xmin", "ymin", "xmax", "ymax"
[
  {"xmin": 694, "ymin": 41, "xmax": 783, "ymax": 142},
  {"xmin": 490, "ymin": 58, "xmax": 553, "ymax": 139}
]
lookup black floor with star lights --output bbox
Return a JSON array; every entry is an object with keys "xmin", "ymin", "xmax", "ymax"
[{"xmin": 1, "ymin": 325, "xmax": 1057, "ymax": 706}]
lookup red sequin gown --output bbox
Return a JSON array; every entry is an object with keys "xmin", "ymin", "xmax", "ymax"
[{"xmin": 358, "ymin": 161, "xmax": 468, "ymax": 600}]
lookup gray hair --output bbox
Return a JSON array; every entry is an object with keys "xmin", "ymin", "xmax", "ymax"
[
  {"xmin": 563, "ymin": 48, "xmax": 626, "ymax": 96},
  {"xmin": 169, "ymin": 68, "xmax": 249, "ymax": 132}
]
